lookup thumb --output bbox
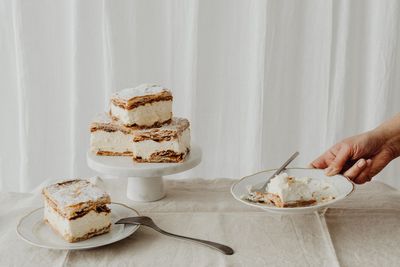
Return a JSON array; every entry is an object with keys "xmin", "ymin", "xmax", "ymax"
[{"xmin": 325, "ymin": 144, "xmax": 352, "ymax": 176}]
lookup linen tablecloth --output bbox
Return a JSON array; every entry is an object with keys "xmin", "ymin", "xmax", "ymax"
[{"xmin": 0, "ymin": 177, "xmax": 399, "ymax": 267}]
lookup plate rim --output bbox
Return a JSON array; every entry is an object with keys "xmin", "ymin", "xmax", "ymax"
[
  {"xmin": 16, "ymin": 202, "xmax": 140, "ymax": 250},
  {"xmin": 231, "ymin": 167, "xmax": 355, "ymax": 212}
]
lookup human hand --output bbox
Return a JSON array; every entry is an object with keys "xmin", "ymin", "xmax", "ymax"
[{"xmin": 310, "ymin": 130, "xmax": 399, "ymax": 184}]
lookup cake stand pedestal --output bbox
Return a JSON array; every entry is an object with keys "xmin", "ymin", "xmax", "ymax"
[{"xmin": 87, "ymin": 145, "xmax": 202, "ymax": 202}]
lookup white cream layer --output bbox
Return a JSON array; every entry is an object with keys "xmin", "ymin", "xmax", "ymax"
[
  {"xmin": 132, "ymin": 128, "xmax": 190, "ymax": 159},
  {"xmin": 44, "ymin": 201, "xmax": 110, "ymax": 239},
  {"xmin": 110, "ymin": 100, "xmax": 172, "ymax": 126},
  {"xmin": 267, "ymin": 173, "xmax": 313, "ymax": 202},
  {"xmin": 90, "ymin": 130, "xmax": 133, "ymax": 154}
]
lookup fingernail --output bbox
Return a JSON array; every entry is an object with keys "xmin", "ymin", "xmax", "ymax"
[
  {"xmin": 366, "ymin": 159, "xmax": 372, "ymax": 166},
  {"xmin": 324, "ymin": 166, "xmax": 336, "ymax": 176},
  {"xmin": 357, "ymin": 159, "xmax": 366, "ymax": 168}
]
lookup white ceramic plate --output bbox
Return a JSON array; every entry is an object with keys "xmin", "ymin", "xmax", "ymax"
[
  {"xmin": 16, "ymin": 203, "xmax": 140, "ymax": 250},
  {"xmin": 231, "ymin": 168, "xmax": 355, "ymax": 214}
]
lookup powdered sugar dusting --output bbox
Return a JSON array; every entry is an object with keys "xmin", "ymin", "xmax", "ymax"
[
  {"xmin": 113, "ymin": 84, "xmax": 168, "ymax": 101},
  {"xmin": 44, "ymin": 180, "xmax": 109, "ymax": 208}
]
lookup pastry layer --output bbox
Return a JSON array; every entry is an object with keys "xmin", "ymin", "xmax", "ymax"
[
  {"xmin": 44, "ymin": 200, "xmax": 111, "ymax": 242},
  {"xmin": 246, "ymin": 191, "xmax": 316, "ymax": 207},
  {"xmin": 110, "ymin": 100, "xmax": 172, "ymax": 127},
  {"xmin": 133, "ymin": 117, "xmax": 190, "ymax": 142},
  {"xmin": 90, "ymin": 112, "xmax": 139, "ymax": 134},
  {"xmin": 42, "ymin": 179, "xmax": 111, "ymax": 219},
  {"xmin": 134, "ymin": 149, "xmax": 189, "ymax": 163},
  {"xmin": 266, "ymin": 193, "xmax": 316, "ymax": 208},
  {"xmin": 110, "ymin": 84, "xmax": 172, "ymax": 110}
]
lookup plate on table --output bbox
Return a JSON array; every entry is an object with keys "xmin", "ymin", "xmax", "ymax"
[
  {"xmin": 231, "ymin": 168, "xmax": 355, "ymax": 214},
  {"xmin": 16, "ymin": 203, "xmax": 139, "ymax": 250}
]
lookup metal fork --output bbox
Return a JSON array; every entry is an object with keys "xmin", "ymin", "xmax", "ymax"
[
  {"xmin": 115, "ymin": 216, "xmax": 234, "ymax": 255},
  {"xmin": 252, "ymin": 151, "xmax": 299, "ymax": 193}
]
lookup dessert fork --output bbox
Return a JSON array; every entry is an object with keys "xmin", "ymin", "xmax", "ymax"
[
  {"xmin": 115, "ymin": 216, "xmax": 234, "ymax": 255},
  {"xmin": 252, "ymin": 151, "xmax": 299, "ymax": 194}
]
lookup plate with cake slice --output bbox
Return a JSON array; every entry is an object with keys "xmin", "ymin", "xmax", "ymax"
[
  {"xmin": 17, "ymin": 179, "xmax": 140, "ymax": 250},
  {"xmin": 231, "ymin": 168, "xmax": 355, "ymax": 214}
]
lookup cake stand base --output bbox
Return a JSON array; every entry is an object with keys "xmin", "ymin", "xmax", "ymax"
[
  {"xmin": 87, "ymin": 144, "xmax": 202, "ymax": 202},
  {"xmin": 126, "ymin": 176, "xmax": 165, "ymax": 202}
]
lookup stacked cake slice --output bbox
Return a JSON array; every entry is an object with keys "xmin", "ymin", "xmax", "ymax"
[
  {"xmin": 42, "ymin": 179, "xmax": 111, "ymax": 242},
  {"xmin": 90, "ymin": 113, "xmax": 137, "ymax": 156},
  {"xmin": 109, "ymin": 84, "xmax": 173, "ymax": 127},
  {"xmin": 90, "ymin": 84, "xmax": 191, "ymax": 163},
  {"xmin": 132, "ymin": 117, "xmax": 190, "ymax": 162}
]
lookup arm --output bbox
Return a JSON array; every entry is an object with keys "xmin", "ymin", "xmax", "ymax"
[{"xmin": 311, "ymin": 113, "xmax": 400, "ymax": 184}]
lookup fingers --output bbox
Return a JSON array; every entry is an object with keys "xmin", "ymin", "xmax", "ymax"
[
  {"xmin": 311, "ymin": 135, "xmax": 395, "ymax": 183},
  {"xmin": 310, "ymin": 150, "xmax": 336, "ymax": 169},
  {"xmin": 353, "ymin": 150, "xmax": 393, "ymax": 184},
  {"xmin": 341, "ymin": 159, "xmax": 359, "ymax": 174},
  {"xmin": 325, "ymin": 144, "xmax": 351, "ymax": 176},
  {"xmin": 353, "ymin": 159, "xmax": 373, "ymax": 184},
  {"xmin": 343, "ymin": 158, "xmax": 367, "ymax": 181},
  {"xmin": 310, "ymin": 154, "xmax": 329, "ymax": 169}
]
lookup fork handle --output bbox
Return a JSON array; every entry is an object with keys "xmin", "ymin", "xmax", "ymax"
[{"xmin": 144, "ymin": 225, "xmax": 234, "ymax": 255}]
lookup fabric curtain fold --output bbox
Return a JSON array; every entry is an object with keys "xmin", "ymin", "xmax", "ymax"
[{"xmin": 1, "ymin": 0, "xmax": 399, "ymax": 192}]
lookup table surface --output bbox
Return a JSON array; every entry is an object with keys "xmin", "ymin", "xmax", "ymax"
[{"xmin": 1, "ymin": 177, "xmax": 399, "ymax": 267}]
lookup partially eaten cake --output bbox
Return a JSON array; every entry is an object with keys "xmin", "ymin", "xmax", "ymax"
[
  {"xmin": 110, "ymin": 84, "xmax": 173, "ymax": 127},
  {"xmin": 247, "ymin": 173, "xmax": 317, "ymax": 208},
  {"xmin": 42, "ymin": 179, "xmax": 111, "ymax": 242}
]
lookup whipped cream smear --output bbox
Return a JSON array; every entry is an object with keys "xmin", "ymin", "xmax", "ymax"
[{"xmin": 246, "ymin": 172, "xmax": 337, "ymax": 207}]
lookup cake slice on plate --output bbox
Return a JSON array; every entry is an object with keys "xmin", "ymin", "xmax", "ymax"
[
  {"xmin": 265, "ymin": 173, "xmax": 316, "ymax": 207},
  {"xmin": 42, "ymin": 179, "xmax": 111, "ymax": 242},
  {"xmin": 90, "ymin": 113, "xmax": 138, "ymax": 156},
  {"xmin": 110, "ymin": 83, "xmax": 173, "ymax": 127},
  {"xmin": 247, "ymin": 173, "xmax": 316, "ymax": 207},
  {"xmin": 132, "ymin": 117, "xmax": 190, "ymax": 163}
]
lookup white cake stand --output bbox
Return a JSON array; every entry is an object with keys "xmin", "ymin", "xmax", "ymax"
[{"xmin": 87, "ymin": 144, "xmax": 202, "ymax": 202}]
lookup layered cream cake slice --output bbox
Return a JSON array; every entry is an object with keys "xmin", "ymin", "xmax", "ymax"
[
  {"xmin": 90, "ymin": 113, "xmax": 138, "ymax": 156},
  {"xmin": 132, "ymin": 117, "xmax": 190, "ymax": 163},
  {"xmin": 110, "ymin": 84, "xmax": 173, "ymax": 127},
  {"xmin": 42, "ymin": 179, "xmax": 111, "ymax": 242}
]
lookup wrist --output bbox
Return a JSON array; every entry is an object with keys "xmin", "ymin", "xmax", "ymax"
[
  {"xmin": 385, "ymin": 135, "xmax": 400, "ymax": 158},
  {"xmin": 373, "ymin": 114, "xmax": 400, "ymax": 158}
]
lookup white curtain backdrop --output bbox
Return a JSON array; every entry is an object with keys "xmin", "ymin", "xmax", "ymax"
[{"xmin": 1, "ymin": 0, "xmax": 400, "ymax": 192}]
